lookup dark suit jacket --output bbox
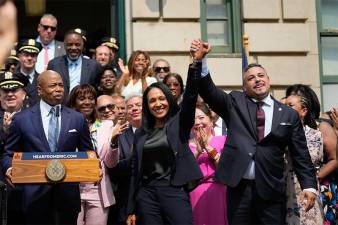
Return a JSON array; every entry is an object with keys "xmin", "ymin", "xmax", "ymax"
[
  {"xmin": 113, "ymin": 126, "xmax": 134, "ymax": 181},
  {"xmin": 47, "ymin": 55, "xmax": 101, "ymax": 99},
  {"xmin": 110, "ymin": 126, "xmax": 135, "ymax": 222},
  {"xmin": 198, "ymin": 74, "xmax": 317, "ymax": 200},
  {"xmin": 2, "ymin": 103, "xmax": 93, "ymax": 210},
  {"xmin": 23, "ymin": 70, "xmax": 40, "ymax": 108},
  {"xmin": 127, "ymin": 63, "xmax": 203, "ymax": 214}
]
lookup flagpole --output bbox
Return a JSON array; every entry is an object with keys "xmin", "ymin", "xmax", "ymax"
[{"xmin": 243, "ymin": 34, "xmax": 250, "ymax": 64}]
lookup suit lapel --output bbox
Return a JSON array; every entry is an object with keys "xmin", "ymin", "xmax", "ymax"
[
  {"xmin": 271, "ymin": 99, "xmax": 283, "ymax": 132},
  {"xmin": 245, "ymin": 97, "xmax": 258, "ymax": 140},
  {"xmin": 57, "ymin": 106, "xmax": 70, "ymax": 148},
  {"xmin": 136, "ymin": 133, "xmax": 147, "ymax": 171},
  {"xmin": 31, "ymin": 104, "xmax": 50, "ymax": 151},
  {"xmin": 61, "ymin": 56, "xmax": 70, "ymax": 90},
  {"xmin": 80, "ymin": 57, "xmax": 88, "ymax": 84}
]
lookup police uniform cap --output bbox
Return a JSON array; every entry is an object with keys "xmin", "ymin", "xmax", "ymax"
[
  {"xmin": 100, "ymin": 36, "xmax": 119, "ymax": 50},
  {"xmin": 74, "ymin": 28, "xmax": 87, "ymax": 42},
  {"xmin": 8, "ymin": 49, "xmax": 19, "ymax": 62},
  {"xmin": 0, "ymin": 71, "xmax": 29, "ymax": 90},
  {"xmin": 17, "ymin": 39, "xmax": 42, "ymax": 54}
]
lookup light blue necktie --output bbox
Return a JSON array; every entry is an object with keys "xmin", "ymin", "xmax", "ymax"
[
  {"xmin": 69, "ymin": 62, "xmax": 78, "ymax": 73},
  {"xmin": 48, "ymin": 107, "xmax": 59, "ymax": 152}
]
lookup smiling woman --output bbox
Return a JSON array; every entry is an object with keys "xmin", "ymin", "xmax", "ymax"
[
  {"xmin": 114, "ymin": 50, "xmax": 157, "ymax": 99},
  {"xmin": 126, "ymin": 59, "xmax": 204, "ymax": 224}
]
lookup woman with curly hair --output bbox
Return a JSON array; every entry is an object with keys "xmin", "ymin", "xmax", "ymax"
[
  {"xmin": 285, "ymin": 84, "xmax": 337, "ymax": 225},
  {"xmin": 115, "ymin": 50, "xmax": 157, "ymax": 99}
]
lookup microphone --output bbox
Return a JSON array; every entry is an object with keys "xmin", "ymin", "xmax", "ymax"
[{"xmin": 55, "ymin": 105, "xmax": 60, "ymax": 117}]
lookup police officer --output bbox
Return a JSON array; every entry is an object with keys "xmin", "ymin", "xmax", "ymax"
[
  {"xmin": 16, "ymin": 38, "xmax": 42, "ymax": 108},
  {"xmin": 0, "ymin": 70, "xmax": 28, "ymax": 225},
  {"xmin": 100, "ymin": 36, "xmax": 121, "ymax": 77},
  {"xmin": 5, "ymin": 48, "xmax": 19, "ymax": 73}
]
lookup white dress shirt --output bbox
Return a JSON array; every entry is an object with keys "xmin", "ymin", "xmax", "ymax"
[{"xmin": 36, "ymin": 37, "xmax": 56, "ymax": 73}]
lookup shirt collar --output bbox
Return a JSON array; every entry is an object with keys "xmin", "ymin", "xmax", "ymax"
[
  {"xmin": 36, "ymin": 36, "xmax": 55, "ymax": 48},
  {"xmin": 40, "ymin": 99, "xmax": 61, "ymax": 116},
  {"xmin": 67, "ymin": 56, "xmax": 82, "ymax": 65},
  {"xmin": 20, "ymin": 69, "xmax": 35, "ymax": 78},
  {"xmin": 251, "ymin": 94, "xmax": 273, "ymax": 107}
]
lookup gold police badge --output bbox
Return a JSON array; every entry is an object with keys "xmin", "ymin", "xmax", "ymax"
[{"xmin": 45, "ymin": 160, "xmax": 66, "ymax": 182}]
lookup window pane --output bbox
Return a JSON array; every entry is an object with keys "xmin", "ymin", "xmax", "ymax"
[
  {"xmin": 323, "ymin": 84, "xmax": 338, "ymax": 111},
  {"xmin": 322, "ymin": 36, "xmax": 338, "ymax": 76},
  {"xmin": 321, "ymin": 0, "xmax": 338, "ymax": 29},
  {"xmin": 207, "ymin": 21, "xmax": 228, "ymax": 46},
  {"xmin": 207, "ymin": 0, "xmax": 227, "ymax": 19}
]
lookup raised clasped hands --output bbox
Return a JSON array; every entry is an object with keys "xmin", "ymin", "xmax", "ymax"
[
  {"xmin": 300, "ymin": 190, "xmax": 316, "ymax": 212},
  {"xmin": 190, "ymin": 39, "xmax": 211, "ymax": 61}
]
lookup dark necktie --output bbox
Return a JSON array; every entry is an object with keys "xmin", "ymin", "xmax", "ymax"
[
  {"xmin": 256, "ymin": 102, "xmax": 265, "ymax": 141},
  {"xmin": 48, "ymin": 107, "xmax": 59, "ymax": 152}
]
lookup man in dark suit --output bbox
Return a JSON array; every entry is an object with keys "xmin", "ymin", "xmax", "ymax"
[
  {"xmin": 47, "ymin": 29, "xmax": 101, "ymax": 101},
  {"xmin": 2, "ymin": 70, "xmax": 93, "ymax": 225},
  {"xmin": 190, "ymin": 40, "xmax": 317, "ymax": 225},
  {"xmin": 36, "ymin": 14, "xmax": 65, "ymax": 73},
  {"xmin": 17, "ymin": 39, "xmax": 42, "ymax": 108},
  {"xmin": 110, "ymin": 95, "xmax": 142, "ymax": 224}
]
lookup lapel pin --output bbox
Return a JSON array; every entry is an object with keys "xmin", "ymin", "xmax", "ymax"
[{"xmin": 278, "ymin": 107, "xmax": 282, "ymax": 111}]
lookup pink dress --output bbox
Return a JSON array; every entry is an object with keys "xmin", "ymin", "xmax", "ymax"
[{"xmin": 189, "ymin": 135, "xmax": 228, "ymax": 225}]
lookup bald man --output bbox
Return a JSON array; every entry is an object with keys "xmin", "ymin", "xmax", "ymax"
[{"xmin": 3, "ymin": 70, "xmax": 93, "ymax": 225}]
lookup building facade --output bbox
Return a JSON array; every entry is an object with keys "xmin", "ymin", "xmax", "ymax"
[
  {"xmin": 15, "ymin": 0, "xmax": 337, "ymax": 111},
  {"xmin": 126, "ymin": 0, "xmax": 338, "ymax": 111}
]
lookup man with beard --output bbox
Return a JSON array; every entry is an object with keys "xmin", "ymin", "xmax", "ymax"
[
  {"xmin": 2, "ymin": 70, "xmax": 93, "ymax": 225},
  {"xmin": 47, "ymin": 29, "xmax": 101, "ymax": 101},
  {"xmin": 17, "ymin": 39, "xmax": 42, "ymax": 108}
]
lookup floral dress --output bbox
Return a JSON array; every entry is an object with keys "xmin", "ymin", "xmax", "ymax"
[{"xmin": 285, "ymin": 125, "xmax": 324, "ymax": 225}]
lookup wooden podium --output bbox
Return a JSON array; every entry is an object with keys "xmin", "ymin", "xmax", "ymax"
[{"xmin": 12, "ymin": 151, "xmax": 100, "ymax": 184}]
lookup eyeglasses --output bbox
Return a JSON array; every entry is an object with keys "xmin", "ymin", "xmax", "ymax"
[
  {"xmin": 154, "ymin": 67, "xmax": 170, "ymax": 73},
  {"xmin": 97, "ymin": 104, "xmax": 115, "ymax": 113},
  {"xmin": 40, "ymin": 24, "xmax": 57, "ymax": 32}
]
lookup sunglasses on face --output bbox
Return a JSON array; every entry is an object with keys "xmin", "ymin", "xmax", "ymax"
[
  {"xmin": 40, "ymin": 24, "xmax": 57, "ymax": 32},
  {"xmin": 97, "ymin": 104, "xmax": 115, "ymax": 113},
  {"xmin": 154, "ymin": 67, "xmax": 170, "ymax": 73}
]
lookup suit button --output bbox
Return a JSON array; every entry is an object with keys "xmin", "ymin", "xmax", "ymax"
[{"xmin": 248, "ymin": 152, "xmax": 253, "ymax": 156}]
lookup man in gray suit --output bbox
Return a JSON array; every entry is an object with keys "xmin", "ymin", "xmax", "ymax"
[{"xmin": 36, "ymin": 14, "xmax": 65, "ymax": 73}]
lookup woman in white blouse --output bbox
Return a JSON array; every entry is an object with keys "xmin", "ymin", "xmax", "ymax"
[{"xmin": 115, "ymin": 50, "xmax": 157, "ymax": 99}]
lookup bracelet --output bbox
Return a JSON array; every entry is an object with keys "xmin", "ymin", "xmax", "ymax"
[{"xmin": 207, "ymin": 148, "xmax": 217, "ymax": 159}]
